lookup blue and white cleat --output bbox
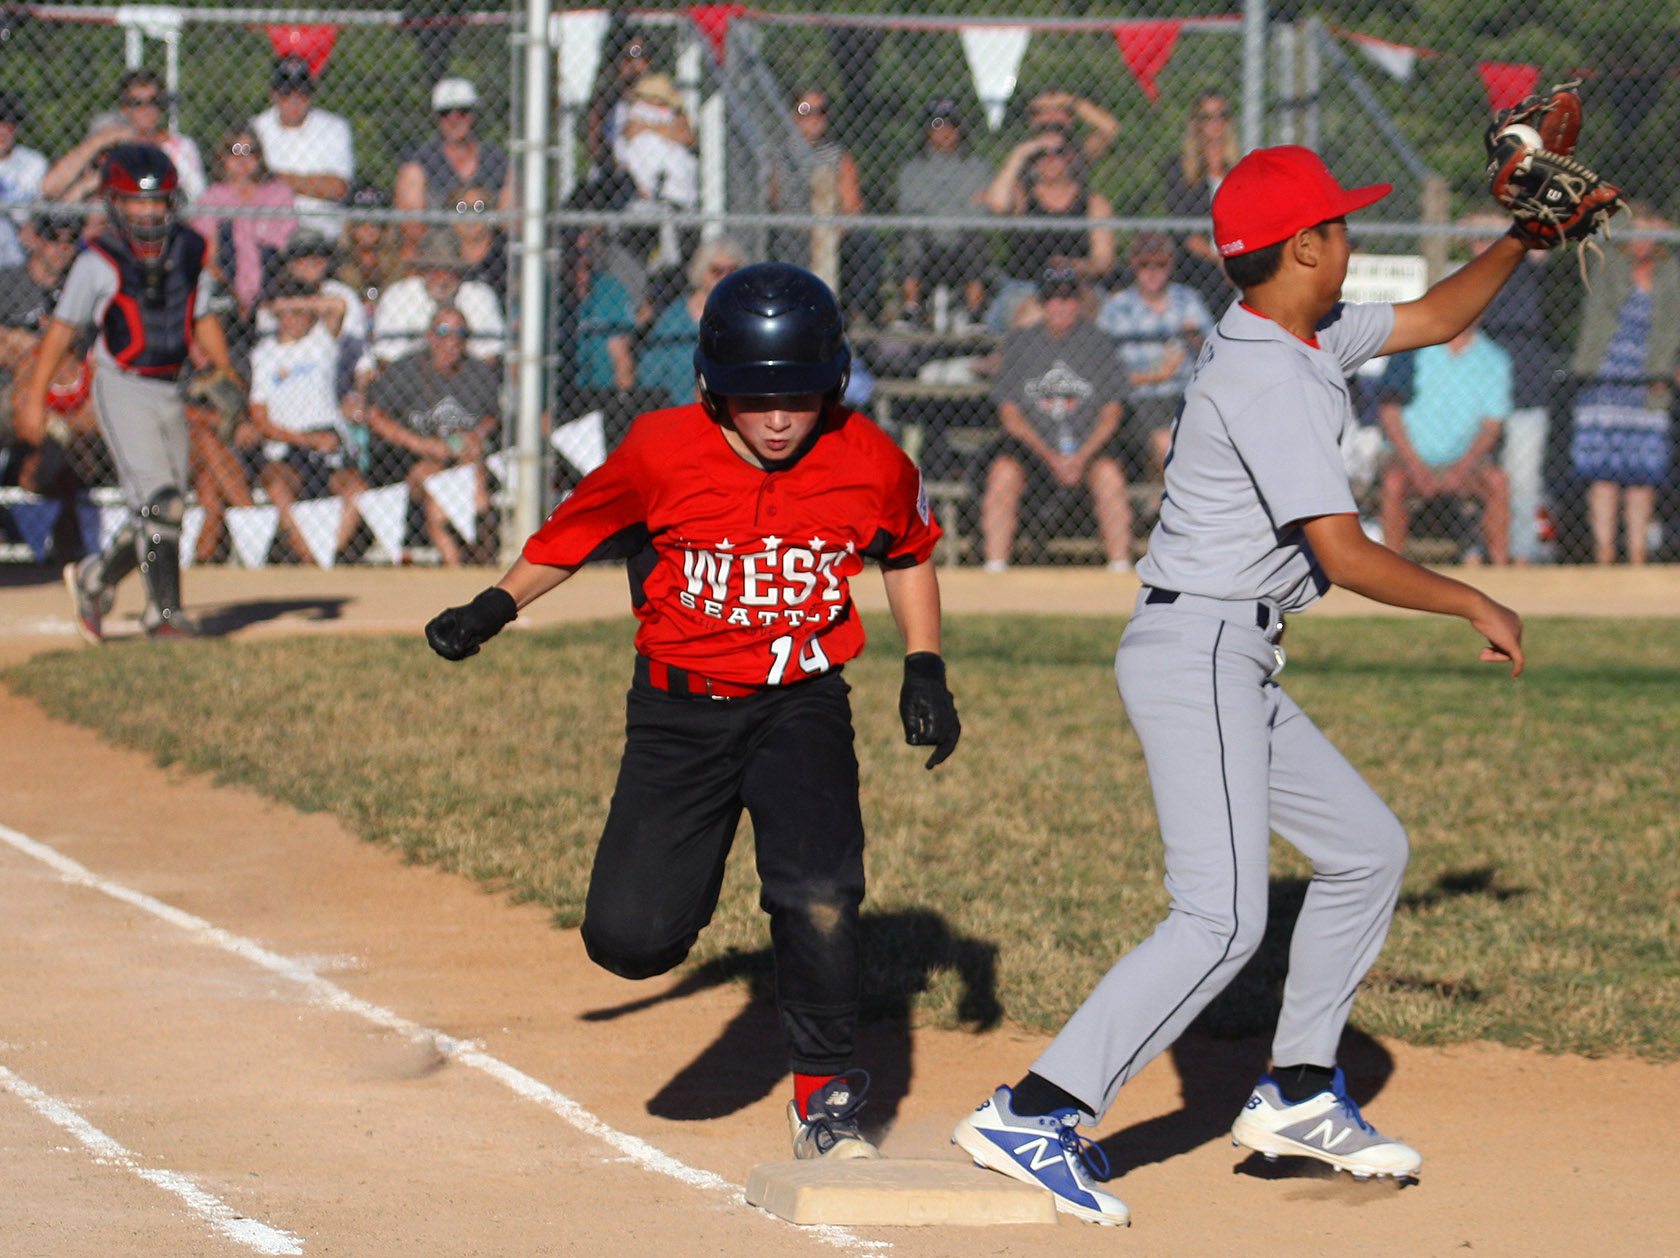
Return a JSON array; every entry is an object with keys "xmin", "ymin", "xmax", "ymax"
[
  {"xmin": 1230, "ymin": 1068, "xmax": 1422, "ymax": 1179},
  {"xmin": 952, "ymin": 1086, "xmax": 1129, "ymax": 1226},
  {"xmin": 789, "ymin": 1070, "xmax": 881, "ymax": 1161}
]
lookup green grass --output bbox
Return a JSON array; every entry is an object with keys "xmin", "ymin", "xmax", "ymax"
[{"xmin": 7, "ymin": 614, "xmax": 1679, "ymax": 1058}]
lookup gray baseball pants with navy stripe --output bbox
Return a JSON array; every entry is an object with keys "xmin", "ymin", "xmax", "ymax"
[
  {"xmin": 1032, "ymin": 595, "xmax": 1409, "ymax": 1123},
  {"xmin": 93, "ymin": 367, "xmax": 189, "ymax": 510}
]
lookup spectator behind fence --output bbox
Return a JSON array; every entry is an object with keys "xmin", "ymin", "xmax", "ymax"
[
  {"xmin": 1163, "ymin": 92, "xmax": 1240, "ymax": 313},
  {"xmin": 585, "ymin": 28, "xmax": 654, "ymax": 178},
  {"xmin": 1022, "ymin": 90, "xmax": 1121, "ymax": 167},
  {"xmin": 1568, "ymin": 203, "xmax": 1680, "ymax": 565},
  {"xmin": 190, "ymin": 128, "xmax": 297, "ymax": 328},
  {"xmin": 981, "ymin": 268, "xmax": 1134, "ymax": 572},
  {"xmin": 447, "ymin": 182, "xmax": 507, "ymax": 297},
  {"xmin": 43, "ymin": 69, "xmax": 207, "ymax": 205},
  {"xmin": 364, "ymin": 304, "xmax": 500, "ymax": 566},
  {"xmin": 893, "ymin": 97, "xmax": 991, "ymax": 331},
  {"xmin": 1097, "ymin": 232, "xmax": 1213, "ymax": 486},
  {"xmin": 983, "ymin": 123, "xmax": 1114, "ymax": 330},
  {"xmin": 371, "ymin": 226, "xmax": 503, "ymax": 367},
  {"xmin": 0, "ymin": 91, "xmax": 48, "ymax": 268},
  {"xmin": 256, "ymin": 229, "xmax": 366, "ymax": 394},
  {"xmin": 1377, "ymin": 324, "xmax": 1511, "ymax": 566},
  {"xmin": 0, "ymin": 212, "xmax": 97, "ymax": 493},
  {"xmin": 251, "ymin": 56, "xmax": 354, "ymax": 235},
  {"xmin": 636, "ymin": 236, "xmax": 746, "ymax": 408},
  {"xmin": 336, "ymin": 182, "xmax": 404, "ymax": 325},
  {"xmin": 248, "ymin": 274, "xmax": 365, "ymax": 564},
  {"xmin": 1459, "ymin": 212, "xmax": 1561, "ymax": 564},
  {"xmin": 570, "ymin": 223, "xmax": 637, "ymax": 394},
  {"xmin": 613, "ymin": 73, "xmax": 697, "ymax": 216},
  {"xmin": 394, "ymin": 77, "xmax": 511, "ymax": 258},
  {"xmin": 770, "ymin": 89, "xmax": 883, "ymax": 321}
]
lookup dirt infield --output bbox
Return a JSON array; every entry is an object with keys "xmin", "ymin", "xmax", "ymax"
[{"xmin": 2, "ymin": 563, "xmax": 1677, "ymax": 1258}]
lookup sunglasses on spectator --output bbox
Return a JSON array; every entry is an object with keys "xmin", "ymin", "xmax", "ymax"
[
  {"xmin": 122, "ymin": 93, "xmax": 166, "ymax": 109},
  {"xmin": 228, "ymin": 141, "xmax": 258, "ymax": 157},
  {"xmin": 436, "ymin": 107, "xmax": 474, "ymax": 118},
  {"xmin": 42, "ymin": 230, "xmax": 79, "ymax": 244},
  {"xmin": 454, "ymin": 198, "xmax": 489, "ymax": 213},
  {"xmin": 430, "ymin": 321, "xmax": 467, "ymax": 337}
]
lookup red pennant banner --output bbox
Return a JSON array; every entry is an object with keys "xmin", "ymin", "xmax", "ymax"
[
  {"xmin": 690, "ymin": 4, "xmax": 748, "ymax": 66},
  {"xmin": 1477, "ymin": 61, "xmax": 1541, "ymax": 113},
  {"xmin": 265, "ymin": 24, "xmax": 340, "ymax": 77},
  {"xmin": 1113, "ymin": 20, "xmax": 1181, "ymax": 104}
]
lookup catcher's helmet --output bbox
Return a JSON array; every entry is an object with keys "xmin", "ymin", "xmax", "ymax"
[
  {"xmin": 693, "ymin": 262, "xmax": 850, "ymax": 413},
  {"xmin": 100, "ymin": 143, "xmax": 179, "ymax": 261}
]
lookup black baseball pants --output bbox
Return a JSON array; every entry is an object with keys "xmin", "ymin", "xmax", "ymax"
[{"xmin": 580, "ymin": 667, "xmax": 866, "ymax": 1076}]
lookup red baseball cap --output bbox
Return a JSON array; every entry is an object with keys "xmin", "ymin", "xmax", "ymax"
[{"xmin": 1211, "ymin": 146, "xmax": 1391, "ymax": 258}]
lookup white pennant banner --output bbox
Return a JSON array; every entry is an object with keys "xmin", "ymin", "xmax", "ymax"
[
  {"xmin": 422, "ymin": 464, "xmax": 478, "ymax": 546},
  {"xmin": 556, "ymin": 10, "xmax": 611, "ymax": 108},
  {"xmin": 1349, "ymin": 32, "xmax": 1418, "ymax": 82},
  {"xmin": 291, "ymin": 496, "xmax": 345, "ymax": 569},
  {"xmin": 225, "ymin": 504, "xmax": 279, "ymax": 569},
  {"xmin": 98, "ymin": 504, "xmax": 132, "ymax": 551},
  {"xmin": 355, "ymin": 483, "xmax": 409, "ymax": 563},
  {"xmin": 484, "ymin": 447, "xmax": 522, "ymax": 496},
  {"xmin": 552, "ymin": 410, "xmax": 606, "ymax": 476},
  {"xmin": 179, "ymin": 506, "xmax": 204, "ymax": 569},
  {"xmin": 960, "ymin": 25, "xmax": 1031, "ymax": 130}
]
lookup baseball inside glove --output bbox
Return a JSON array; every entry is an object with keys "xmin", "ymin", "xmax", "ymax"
[{"xmin": 1485, "ymin": 82, "xmax": 1626, "ymax": 253}]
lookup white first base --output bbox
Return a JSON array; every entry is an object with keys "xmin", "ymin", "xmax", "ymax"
[{"xmin": 745, "ymin": 1157, "xmax": 1058, "ymax": 1227}]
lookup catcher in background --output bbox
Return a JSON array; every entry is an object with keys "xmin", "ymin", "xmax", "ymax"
[
  {"xmin": 951, "ymin": 118, "xmax": 1621, "ymax": 1223},
  {"xmin": 424, "ymin": 263, "xmax": 960, "ymax": 1161},
  {"xmin": 17, "ymin": 144, "xmax": 232, "ymax": 641}
]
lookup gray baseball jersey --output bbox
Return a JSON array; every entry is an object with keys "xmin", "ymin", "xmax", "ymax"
[
  {"xmin": 1028, "ymin": 298, "xmax": 1411, "ymax": 1124},
  {"xmin": 1137, "ymin": 301, "xmax": 1394, "ymax": 611}
]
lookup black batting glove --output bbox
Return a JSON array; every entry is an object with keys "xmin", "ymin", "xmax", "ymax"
[
  {"xmin": 425, "ymin": 586, "xmax": 518, "ymax": 661},
  {"xmin": 899, "ymin": 651, "xmax": 961, "ymax": 769}
]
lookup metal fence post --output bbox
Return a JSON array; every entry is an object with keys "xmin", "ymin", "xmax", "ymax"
[{"xmin": 513, "ymin": 0, "xmax": 552, "ymax": 552}]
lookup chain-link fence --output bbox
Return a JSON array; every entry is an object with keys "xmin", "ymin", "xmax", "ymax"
[{"xmin": 2, "ymin": 4, "xmax": 1676, "ymax": 570}]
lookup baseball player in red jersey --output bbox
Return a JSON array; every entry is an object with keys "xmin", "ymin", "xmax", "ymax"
[{"xmin": 426, "ymin": 262, "xmax": 960, "ymax": 1158}]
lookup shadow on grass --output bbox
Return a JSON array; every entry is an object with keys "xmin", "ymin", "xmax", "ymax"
[
  {"xmin": 1399, "ymin": 863, "xmax": 1529, "ymax": 909},
  {"xmin": 578, "ymin": 908, "xmax": 1001, "ymax": 1136},
  {"xmin": 196, "ymin": 597, "xmax": 351, "ymax": 635}
]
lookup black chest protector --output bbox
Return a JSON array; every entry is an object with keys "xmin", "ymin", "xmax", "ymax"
[{"xmin": 92, "ymin": 227, "xmax": 205, "ymax": 377}]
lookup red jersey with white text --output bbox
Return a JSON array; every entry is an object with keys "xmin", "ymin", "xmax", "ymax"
[{"xmin": 523, "ymin": 403, "xmax": 940, "ymax": 686}]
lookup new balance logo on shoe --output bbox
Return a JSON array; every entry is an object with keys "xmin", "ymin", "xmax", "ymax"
[
  {"xmin": 1011, "ymin": 1135, "xmax": 1063, "ymax": 1172},
  {"xmin": 1303, "ymin": 1119, "xmax": 1354, "ymax": 1151}
]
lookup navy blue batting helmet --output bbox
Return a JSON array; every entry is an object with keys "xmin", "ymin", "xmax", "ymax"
[{"xmin": 693, "ymin": 262, "xmax": 850, "ymax": 410}]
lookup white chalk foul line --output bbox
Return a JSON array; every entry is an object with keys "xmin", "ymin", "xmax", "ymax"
[
  {"xmin": 0, "ymin": 1063, "xmax": 304, "ymax": 1255},
  {"xmin": 0, "ymin": 823, "xmax": 888, "ymax": 1254}
]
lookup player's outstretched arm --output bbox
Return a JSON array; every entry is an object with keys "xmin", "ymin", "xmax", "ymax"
[
  {"xmin": 1382, "ymin": 233, "xmax": 1525, "ymax": 355},
  {"xmin": 1300, "ymin": 513, "xmax": 1524, "ymax": 676},
  {"xmin": 882, "ymin": 559, "xmax": 961, "ymax": 768},
  {"xmin": 424, "ymin": 557, "xmax": 577, "ymax": 661}
]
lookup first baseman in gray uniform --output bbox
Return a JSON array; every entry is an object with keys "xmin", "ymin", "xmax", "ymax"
[
  {"xmin": 953, "ymin": 146, "xmax": 1527, "ymax": 1226},
  {"xmin": 16, "ymin": 144, "xmax": 230, "ymax": 641}
]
